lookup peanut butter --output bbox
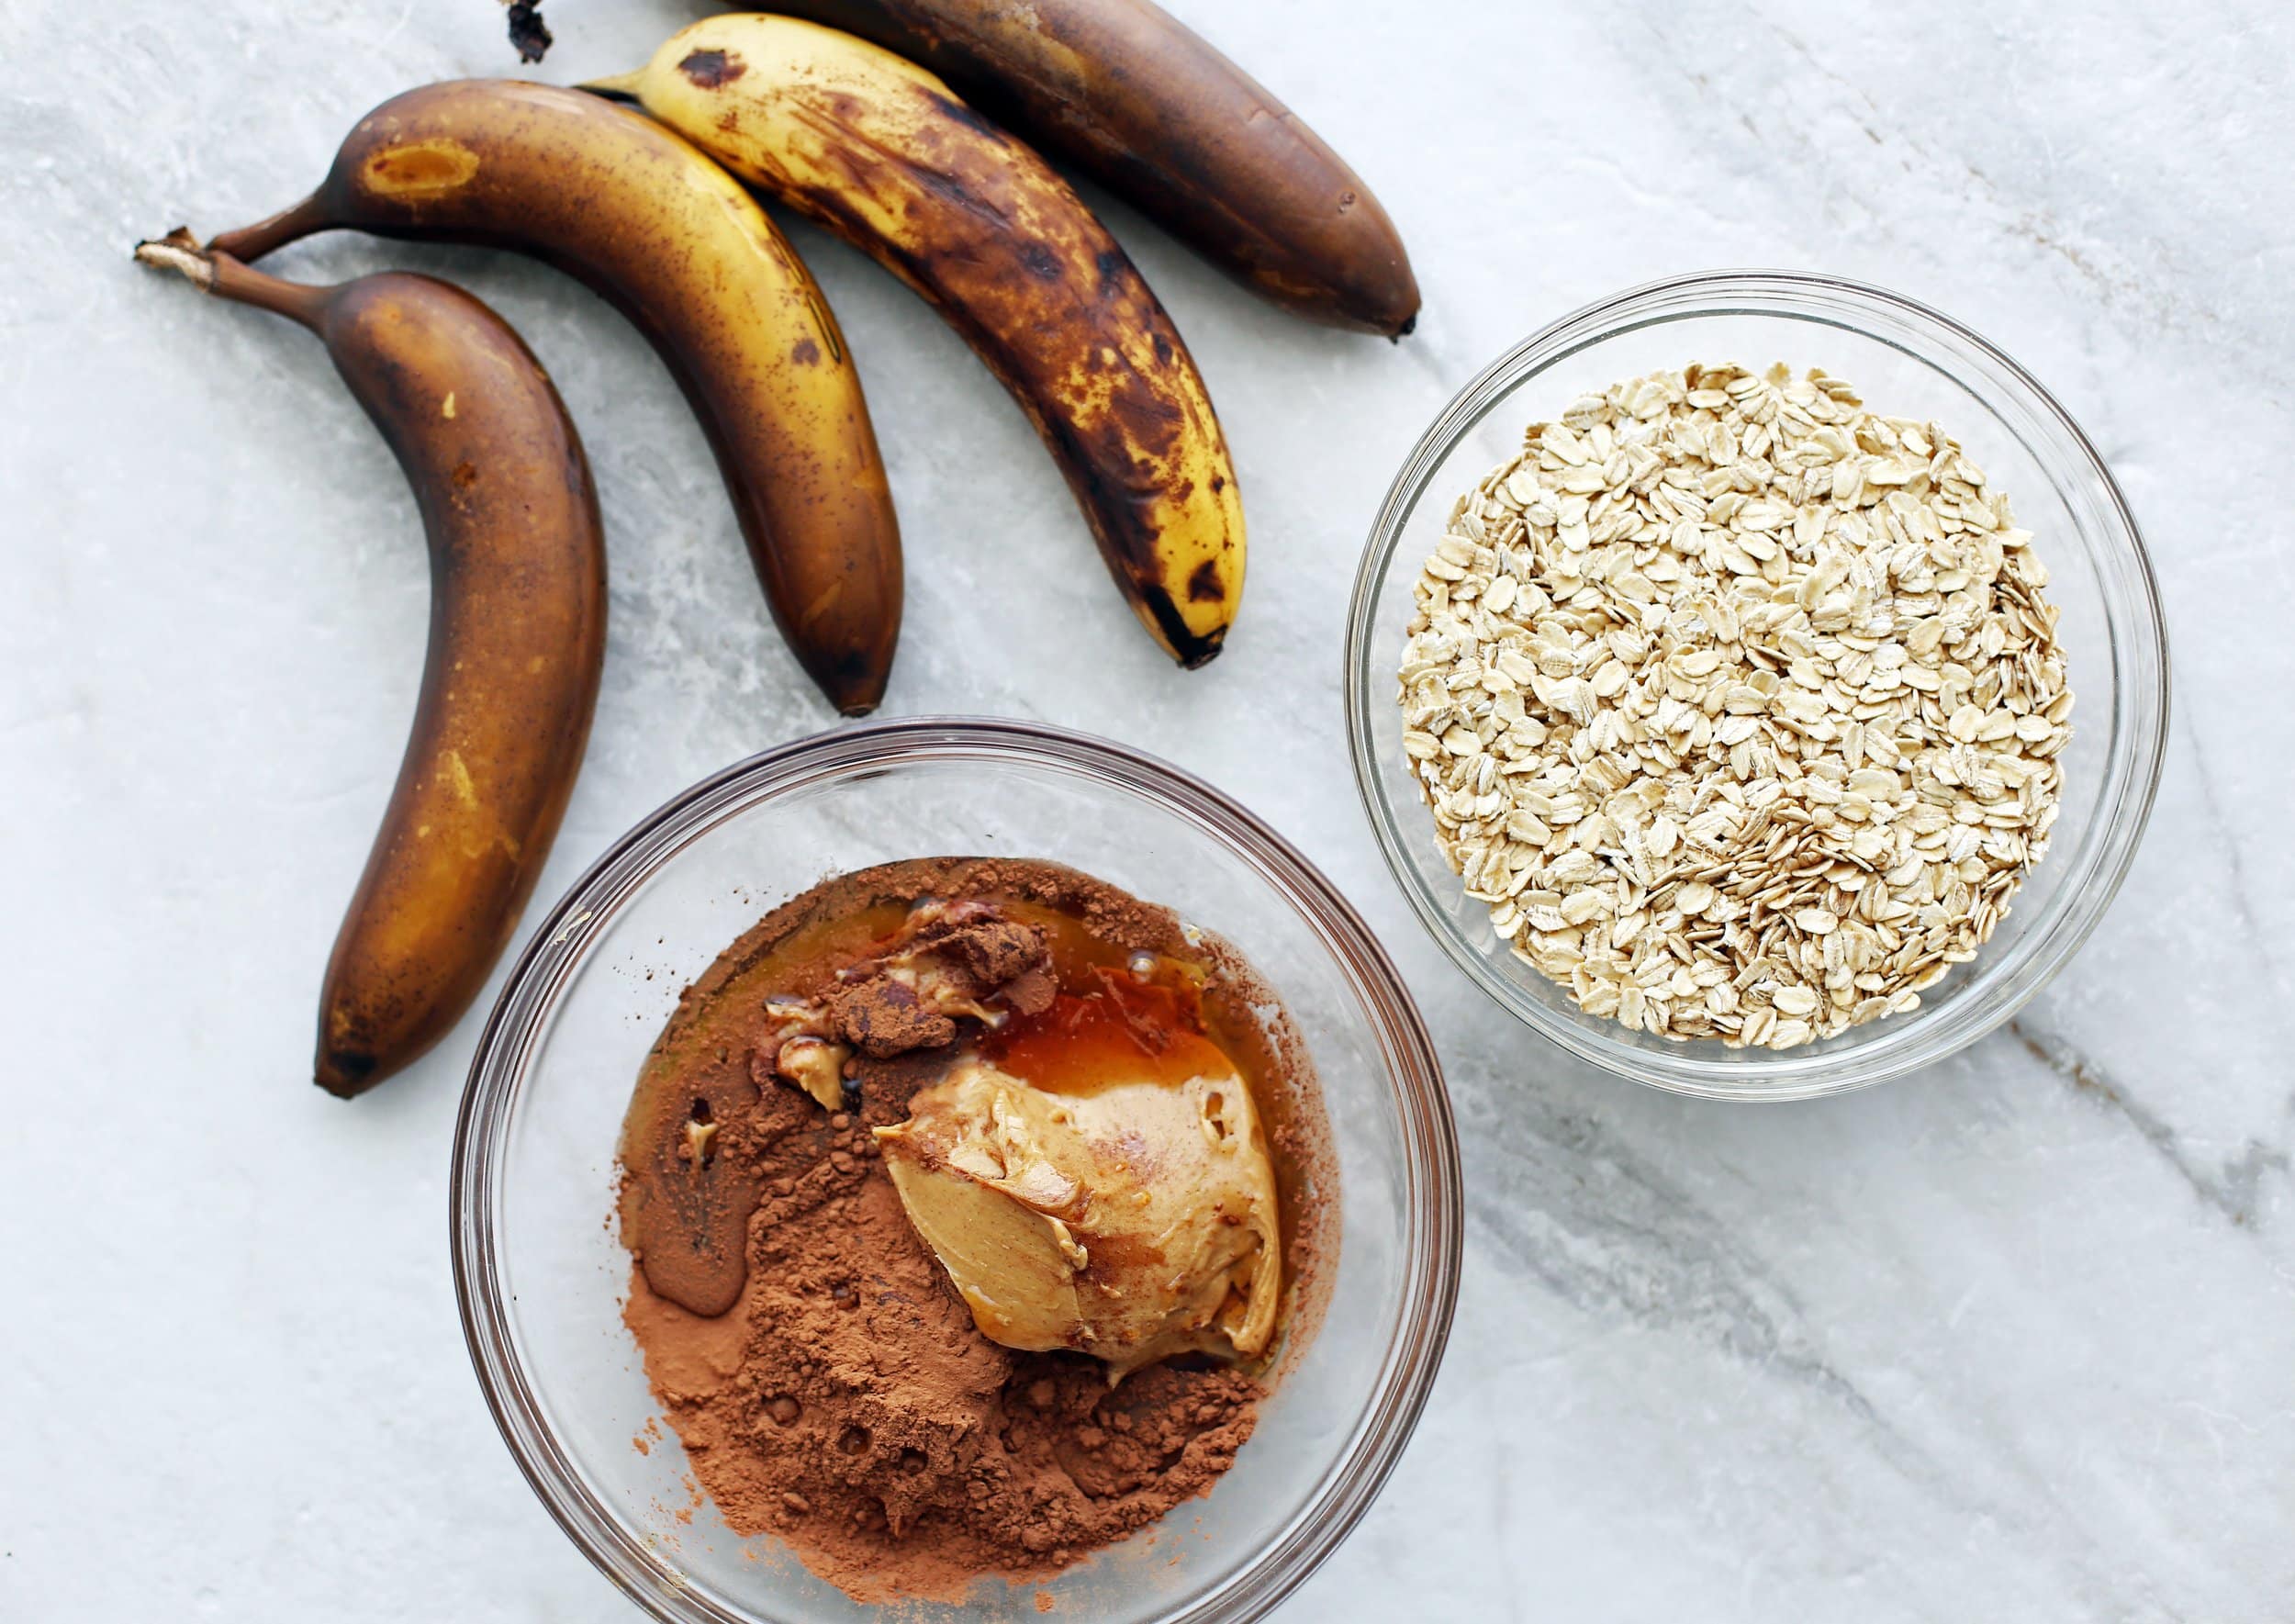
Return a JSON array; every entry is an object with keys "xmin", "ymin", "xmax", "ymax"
[{"xmin": 876, "ymin": 1054, "xmax": 1281, "ymax": 1380}]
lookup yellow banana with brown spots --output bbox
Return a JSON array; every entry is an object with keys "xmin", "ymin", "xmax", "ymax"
[
  {"xmin": 208, "ymin": 80, "xmax": 902, "ymax": 715},
  {"xmin": 589, "ymin": 15, "xmax": 1245, "ymax": 667}
]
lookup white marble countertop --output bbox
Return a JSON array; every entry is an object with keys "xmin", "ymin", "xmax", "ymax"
[{"xmin": 5, "ymin": 0, "xmax": 2290, "ymax": 1618}]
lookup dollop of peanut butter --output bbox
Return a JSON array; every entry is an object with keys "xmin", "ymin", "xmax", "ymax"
[{"xmin": 874, "ymin": 1056, "xmax": 1280, "ymax": 1382}]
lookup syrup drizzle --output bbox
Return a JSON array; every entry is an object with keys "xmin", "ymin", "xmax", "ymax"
[{"xmin": 982, "ymin": 965, "xmax": 1234, "ymax": 1095}]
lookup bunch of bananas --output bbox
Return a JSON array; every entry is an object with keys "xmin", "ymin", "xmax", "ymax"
[{"xmin": 139, "ymin": 3, "xmax": 1416, "ymax": 1095}]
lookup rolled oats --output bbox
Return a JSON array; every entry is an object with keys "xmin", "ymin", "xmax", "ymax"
[{"xmin": 1395, "ymin": 363, "xmax": 2072, "ymax": 1049}]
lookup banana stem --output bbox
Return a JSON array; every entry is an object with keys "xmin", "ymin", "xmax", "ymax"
[
  {"xmin": 575, "ymin": 73, "xmax": 644, "ymax": 105},
  {"xmin": 132, "ymin": 232, "xmax": 217, "ymax": 291},
  {"xmin": 207, "ymin": 193, "xmax": 331, "ymax": 265},
  {"xmin": 134, "ymin": 231, "xmax": 332, "ymax": 331}
]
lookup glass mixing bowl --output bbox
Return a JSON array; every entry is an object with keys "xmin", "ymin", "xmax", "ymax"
[
  {"xmin": 452, "ymin": 719, "xmax": 1461, "ymax": 1622},
  {"xmin": 1345, "ymin": 270, "xmax": 2169, "ymax": 1100}
]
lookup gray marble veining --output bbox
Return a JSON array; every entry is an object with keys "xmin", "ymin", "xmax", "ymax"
[{"xmin": 4, "ymin": 0, "xmax": 2290, "ymax": 1618}]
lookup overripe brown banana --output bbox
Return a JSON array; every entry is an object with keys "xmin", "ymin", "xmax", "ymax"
[
  {"xmin": 134, "ymin": 234, "xmax": 607, "ymax": 1097},
  {"xmin": 208, "ymin": 80, "xmax": 901, "ymax": 714},
  {"xmin": 745, "ymin": 0, "xmax": 1418, "ymax": 335},
  {"xmin": 592, "ymin": 16, "xmax": 1245, "ymax": 668}
]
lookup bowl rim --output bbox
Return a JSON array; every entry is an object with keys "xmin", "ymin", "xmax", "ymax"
[
  {"xmin": 450, "ymin": 715, "xmax": 1464, "ymax": 1622},
  {"xmin": 1344, "ymin": 267, "xmax": 2171, "ymax": 1100}
]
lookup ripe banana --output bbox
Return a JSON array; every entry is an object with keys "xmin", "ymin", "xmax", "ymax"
[
  {"xmin": 592, "ymin": 16, "xmax": 1245, "ymax": 668},
  {"xmin": 753, "ymin": 0, "xmax": 1420, "ymax": 336},
  {"xmin": 134, "ymin": 234, "xmax": 607, "ymax": 1096},
  {"xmin": 208, "ymin": 80, "xmax": 901, "ymax": 715}
]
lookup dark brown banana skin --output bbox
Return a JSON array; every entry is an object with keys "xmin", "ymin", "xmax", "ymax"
[
  {"xmin": 317, "ymin": 267, "xmax": 605, "ymax": 1095},
  {"xmin": 209, "ymin": 80, "xmax": 901, "ymax": 714},
  {"xmin": 761, "ymin": 0, "xmax": 1420, "ymax": 335},
  {"xmin": 140, "ymin": 242, "xmax": 607, "ymax": 1095}
]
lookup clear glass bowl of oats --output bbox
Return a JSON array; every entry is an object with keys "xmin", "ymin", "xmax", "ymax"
[{"xmin": 1345, "ymin": 270, "xmax": 2169, "ymax": 1100}]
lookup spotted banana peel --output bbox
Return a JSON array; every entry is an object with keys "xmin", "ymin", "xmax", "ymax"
[
  {"xmin": 589, "ymin": 14, "xmax": 1245, "ymax": 667},
  {"xmin": 208, "ymin": 80, "xmax": 903, "ymax": 714},
  {"xmin": 134, "ymin": 234, "xmax": 607, "ymax": 1096}
]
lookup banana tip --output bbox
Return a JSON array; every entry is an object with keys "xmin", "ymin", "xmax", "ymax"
[{"xmin": 315, "ymin": 1047, "xmax": 383, "ymax": 1099}]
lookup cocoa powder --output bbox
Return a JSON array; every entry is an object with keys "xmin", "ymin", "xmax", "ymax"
[
  {"xmin": 618, "ymin": 857, "xmax": 1336, "ymax": 1604},
  {"xmin": 623, "ymin": 1160, "xmax": 1266, "ymax": 1603}
]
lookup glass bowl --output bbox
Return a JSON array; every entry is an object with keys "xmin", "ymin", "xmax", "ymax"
[
  {"xmin": 451, "ymin": 718, "xmax": 1461, "ymax": 1622},
  {"xmin": 1345, "ymin": 270, "xmax": 2169, "ymax": 1100}
]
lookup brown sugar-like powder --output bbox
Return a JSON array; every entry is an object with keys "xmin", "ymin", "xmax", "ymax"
[{"xmin": 620, "ymin": 858, "xmax": 1334, "ymax": 1606}]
